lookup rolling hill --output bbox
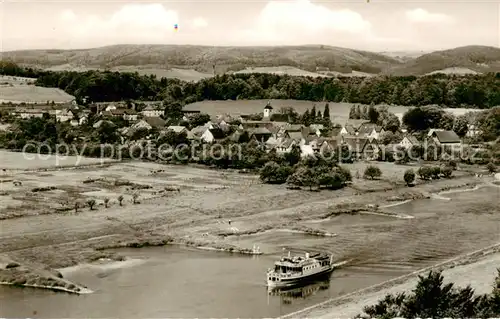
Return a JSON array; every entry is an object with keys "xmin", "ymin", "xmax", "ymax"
[
  {"xmin": 1, "ymin": 44, "xmax": 499, "ymax": 80},
  {"xmin": 0, "ymin": 44, "xmax": 400, "ymax": 78},
  {"xmin": 384, "ymin": 45, "xmax": 500, "ymax": 76}
]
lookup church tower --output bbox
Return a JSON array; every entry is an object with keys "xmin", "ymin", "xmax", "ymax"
[{"xmin": 263, "ymin": 101, "xmax": 273, "ymax": 120}]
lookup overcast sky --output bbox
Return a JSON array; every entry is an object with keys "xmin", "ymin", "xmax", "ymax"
[{"xmin": 0, "ymin": 0, "xmax": 499, "ymax": 52}]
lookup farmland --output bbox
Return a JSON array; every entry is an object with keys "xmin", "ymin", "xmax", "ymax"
[{"xmin": 0, "ymin": 84, "xmax": 75, "ymax": 104}]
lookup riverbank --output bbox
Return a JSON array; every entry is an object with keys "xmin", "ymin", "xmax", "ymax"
[{"xmin": 0, "ymin": 157, "xmax": 498, "ymax": 300}]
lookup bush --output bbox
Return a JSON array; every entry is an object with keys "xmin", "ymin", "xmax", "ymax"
[
  {"xmin": 418, "ymin": 166, "xmax": 432, "ymax": 180},
  {"xmin": 363, "ymin": 165, "xmax": 382, "ymax": 180},
  {"xmin": 404, "ymin": 169, "xmax": 415, "ymax": 186},
  {"xmin": 431, "ymin": 166, "xmax": 441, "ymax": 179},
  {"xmin": 441, "ymin": 166, "xmax": 453, "ymax": 178},
  {"xmin": 447, "ymin": 160, "xmax": 457, "ymax": 170},
  {"xmin": 486, "ymin": 162, "xmax": 497, "ymax": 173}
]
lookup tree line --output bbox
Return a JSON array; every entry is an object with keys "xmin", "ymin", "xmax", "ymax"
[{"xmin": 1, "ymin": 61, "xmax": 500, "ymax": 108}]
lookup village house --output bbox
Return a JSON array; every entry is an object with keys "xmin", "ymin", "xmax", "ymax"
[
  {"xmin": 130, "ymin": 117, "xmax": 166, "ymax": 132},
  {"xmin": 342, "ymin": 119, "xmax": 370, "ymax": 136},
  {"xmin": 428, "ymin": 130, "xmax": 462, "ymax": 147},
  {"xmin": 357, "ymin": 123, "xmax": 385, "ymax": 139},
  {"xmin": 167, "ymin": 125, "xmax": 189, "ymax": 135},
  {"xmin": 466, "ymin": 124, "xmax": 482, "ymax": 138},
  {"xmin": 189, "ymin": 126, "xmax": 225, "ymax": 143},
  {"xmin": 342, "ymin": 136, "xmax": 380, "ymax": 160},
  {"xmin": 100, "ymin": 108, "xmax": 139, "ymax": 121},
  {"xmin": 93, "ymin": 120, "xmax": 114, "ymax": 129},
  {"xmin": 13, "ymin": 108, "xmax": 46, "ymax": 119},
  {"xmin": 276, "ymin": 139, "xmax": 297, "ymax": 154},
  {"xmin": 399, "ymin": 135, "xmax": 421, "ymax": 149},
  {"xmin": 248, "ymin": 127, "xmax": 273, "ymax": 143},
  {"xmin": 55, "ymin": 109, "xmax": 74, "ymax": 122},
  {"xmin": 141, "ymin": 104, "xmax": 163, "ymax": 118},
  {"xmin": 309, "ymin": 124, "xmax": 324, "ymax": 136}
]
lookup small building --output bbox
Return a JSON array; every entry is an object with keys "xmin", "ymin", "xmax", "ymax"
[
  {"xmin": 342, "ymin": 136, "xmax": 380, "ymax": 160},
  {"xmin": 428, "ymin": 130, "xmax": 461, "ymax": 147},
  {"xmin": 167, "ymin": 125, "xmax": 188, "ymax": 135},
  {"xmin": 14, "ymin": 108, "xmax": 45, "ymax": 119},
  {"xmin": 399, "ymin": 135, "xmax": 421, "ymax": 149},
  {"xmin": 276, "ymin": 139, "xmax": 297, "ymax": 153},
  {"xmin": 248, "ymin": 127, "xmax": 273, "ymax": 143},
  {"xmin": 358, "ymin": 123, "xmax": 385, "ymax": 139},
  {"xmin": 141, "ymin": 105, "xmax": 163, "ymax": 118},
  {"xmin": 466, "ymin": 124, "xmax": 481, "ymax": 138}
]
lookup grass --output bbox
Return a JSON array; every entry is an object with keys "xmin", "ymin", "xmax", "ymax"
[
  {"xmin": 0, "ymin": 85, "xmax": 75, "ymax": 103},
  {"xmin": 183, "ymin": 99, "xmax": 479, "ymax": 121}
]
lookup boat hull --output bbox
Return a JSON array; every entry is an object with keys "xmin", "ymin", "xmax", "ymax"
[{"xmin": 267, "ymin": 266, "xmax": 334, "ymax": 289}]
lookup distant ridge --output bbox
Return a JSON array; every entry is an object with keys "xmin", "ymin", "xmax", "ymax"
[{"xmin": 1, "ymin": 44, "xmax": 499, "ymax": 80}]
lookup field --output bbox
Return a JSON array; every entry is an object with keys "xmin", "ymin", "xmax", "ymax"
[
  {"xmin": 184, "ymin": 99, "xmax": 481, "ymax": 123},
  {"xmin": 233, "ymin": 66, "xmax": 330, "ymax": 78},
  {"xmin": 0, "ymin": 85, "xmax": 75, "ymax": 104}
]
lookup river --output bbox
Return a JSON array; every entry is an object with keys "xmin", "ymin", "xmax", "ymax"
[{"xmin": 1, "ymin": 186, "xmax": 498, "ymax": 317}]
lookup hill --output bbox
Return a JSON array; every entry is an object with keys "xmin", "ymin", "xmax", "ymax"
[
  {"xmin": 0, "ymin": 44, "xmax": 400, "ymax": 78},
  {"xmin": 385, "ymin": 45, "xmax": 500, "ymax": 75}
]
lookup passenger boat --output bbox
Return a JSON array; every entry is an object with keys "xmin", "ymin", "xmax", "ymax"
[{"xmin": 266, "ymin": 251, "xmax": 334, "ymax": 288}]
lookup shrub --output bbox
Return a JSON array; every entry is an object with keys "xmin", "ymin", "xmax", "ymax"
[
  {"xmin": 431, "ymin": 166, "xmax": 441, "ymax": 179},
  {"xmin": 404, "ymin": 169, "xmax": 415, "ymax": 186},
  {"xmin": 447, "ymin": 160, "xmax": 457, "ymax": 170},
  {"xmin": 486, "ymin": 162, "xmax": 497, "ymax": 173},
  {"xmin": 86, "ymin": 199, "xmax": 96, "ymax": 210},
  {"xmin": 441, "ymin": 166, "xmax": 453, "ymax": 178},
  {"xmin": 363, "ymin": 165, "xmax": 382, "ymax": 180},
  {"xmin": 418, "ymin": 166, "xmax": 432, "ymax": 180}
]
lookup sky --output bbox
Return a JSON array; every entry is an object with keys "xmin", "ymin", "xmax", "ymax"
[{"xmin": 0, "ymin": 0, "xmax": 499, "ymax": 52}]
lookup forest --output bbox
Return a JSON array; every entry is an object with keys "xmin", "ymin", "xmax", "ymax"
[{"xmin": 1, "ymin": 61, "xmax": 500, "ymax": 108}]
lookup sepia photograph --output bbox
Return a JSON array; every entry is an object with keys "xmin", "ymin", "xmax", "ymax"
[{"xmin": 0, "ymin": 0, "xmax": 499, "ymax": 317}]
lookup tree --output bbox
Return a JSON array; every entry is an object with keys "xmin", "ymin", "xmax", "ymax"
[
  {"xmin": 364, "ymin": 165, "xmax": 382, "ymax": 180},
  {"xmin": 349, "ymin": 105, "xmax": 359, "ymax": 119},
  {"xmin": 453, "ymin": 115, "xmax": 469, "ymax": 137},
  {"xmin": 74, "ymin": 202, "xmax": 79, "ymax": 214},
  {"xmin": 163, "ymin": 100, "xmax": 184, "ymax": 122},
  {"xmin": 260, "ymin": 161, "xmax": 292, "ymax": 184},
  {"xmin": 132, "ymin": 193, "xmax": 139, "ymax": 204},
  {"xmin": 363, "ymin": 269, "xmax": 500, "ymax": 318},
  {"xmin": 188, "ymin": 113, "xmax": 211, "ymax": 128},
  {"xmin": 486, "ymin": 162, "xmax": 497, "ymax": 173},
  {"xmin": 117, "ymin": 195, "xmax": 124, "ymax": 206},
  {"xmin": 368, "ymin": 105, "xmax": 379, "ymax": 123},
  {"xmin": 323, "ymin": 103, "xmax": 330, "ymax": 119},
  {"xmin": 104, "ymin": 197, "xmax": 110, "ymax": 208},
  {"xmin": 404, "ymin": 169, "xmax": 415, "ymax": 186},
  {"xmin": 87, "ymin": 199, "xmax": 96, "ymax": 210}
]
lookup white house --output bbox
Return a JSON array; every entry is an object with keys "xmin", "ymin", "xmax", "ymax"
[
  {"xmin": 201, "ymin": 129, "xmax": 215, "ymax": 143},
  {"xmin": 263, "ymin": 101, "xmax": 273, "ymax": 120},
  {"xmin": 276, "ymin": 139, "xmax": 297, "ymax": 153},
  {"xmin": 55, "ymin": 109, "xmax": 74, "ymax": 122},
  {"xmin": 15, "ymin": 108, "xmax": 45, "ymax": 119},
  {"xmin": 466, "ymin": 124, "xmax": 481, "ymax": 138},
  {"xmin": 141, "ymin": 105, "xmax": 163, "ymax": 117},
  {"xmin": 399, "ymin": 135, "xmax": 421, "ymax": 149},
  {"xmin": 123, "ymin": 109, "xmax": 139, "ymax": 121}
]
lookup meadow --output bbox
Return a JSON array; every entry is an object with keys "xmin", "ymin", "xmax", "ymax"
[
  {"xmin": 0, "ymin": 85, "xmax": 75, "ymax": 104},
  {"xmin": 184, "ymin": 99, "xmax": 482, "ymax": 123}
]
